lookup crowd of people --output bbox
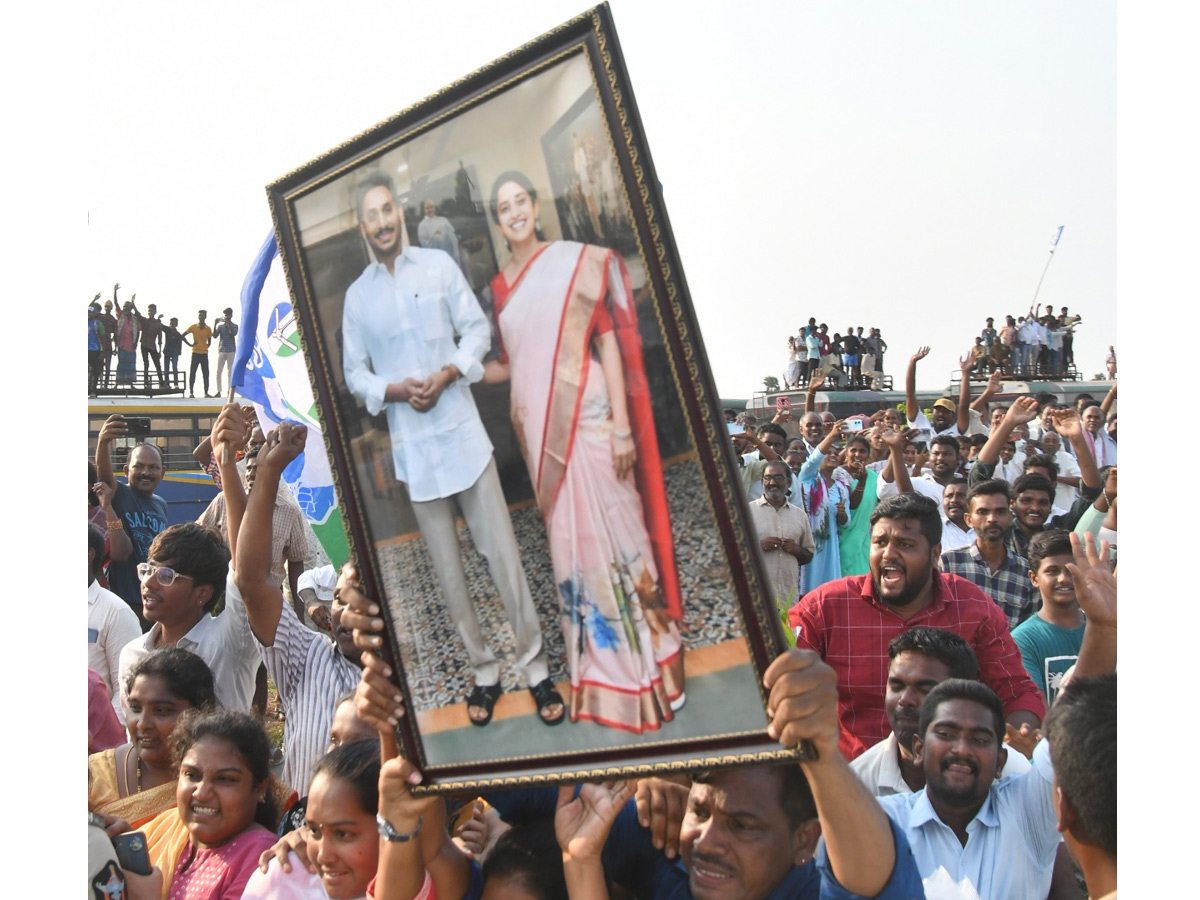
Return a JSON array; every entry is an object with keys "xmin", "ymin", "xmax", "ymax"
[
  {"xmin": 966, "ymin": 305, "xmax": 1087, "ymax": 379},
  {"xmin": 87, "ymin": 282, "xmax": 241, "ymax": 398},
  {"xmin": 782, "ymin": 305, "xmax": 1109, "ymax": 395},
  {"xmin": 783, "ymin": 320, "xmax": 889, "ymax": 391},
  {"xmin": 88, "ymin": 350, "xmax": 1117, "ymax": 900}
]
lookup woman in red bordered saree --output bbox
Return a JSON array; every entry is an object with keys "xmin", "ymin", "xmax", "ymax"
[{"xmin": 484, "ymin": 170, "xmax": 685, "ymax": 733}]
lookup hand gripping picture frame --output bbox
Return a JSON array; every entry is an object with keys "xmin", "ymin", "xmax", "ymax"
[{"xmin": 266, "ymin": 3, "xmax": 800, "ymax": 792}]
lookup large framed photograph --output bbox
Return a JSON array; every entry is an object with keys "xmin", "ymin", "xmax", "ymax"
[{"xmin": 267, "ymin": 3, "xmax": 793, "ymax": 791}]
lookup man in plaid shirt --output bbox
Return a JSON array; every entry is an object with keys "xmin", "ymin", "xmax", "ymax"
[
  {"xmin": 788, "ymin": 492, "xmax": 1044, "ymax": 760},
  {"xmin": 940, "ymin": 479, "xmax": 1039, "ymax": 628}
]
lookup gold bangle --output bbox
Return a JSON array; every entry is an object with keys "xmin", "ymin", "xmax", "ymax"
[{"xmin": 106, "ymin": 518, "xmax": 125, "ymax": 531}]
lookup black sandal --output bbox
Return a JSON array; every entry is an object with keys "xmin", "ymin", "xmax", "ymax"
[
  {"xmin": 530, "ymin": 678, "xmax": 566, "ymax": 726},
  {"xmin": 467, "ymin": 683, "xmax": 502, "ymax": 727}
]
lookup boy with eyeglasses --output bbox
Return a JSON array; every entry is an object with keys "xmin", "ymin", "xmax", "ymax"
[{"xmin": 116, "ymin": 521, "xmax": 260, "ymax": 718}]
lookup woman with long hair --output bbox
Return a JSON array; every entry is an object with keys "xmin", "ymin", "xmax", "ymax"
[{"xmin": 484, "ymin": 170, "xmax": 684, "ymax": 734}]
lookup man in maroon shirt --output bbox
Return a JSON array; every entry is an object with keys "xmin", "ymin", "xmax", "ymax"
[{"xmin": 787, "ymin": 491, "xmax": 1044, "ymax": 760}]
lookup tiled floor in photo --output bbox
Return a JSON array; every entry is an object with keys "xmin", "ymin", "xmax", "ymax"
[{"xmin": 372, "ymin": 455, "xmax": 766, "ymax": 764}]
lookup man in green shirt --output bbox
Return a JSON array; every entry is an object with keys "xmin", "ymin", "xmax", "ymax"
[{"xmin": 1011, "ymin": 529, "xmax": 1084, "ymax": 703}]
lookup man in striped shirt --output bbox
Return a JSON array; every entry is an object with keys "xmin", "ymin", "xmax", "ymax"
[
  {"xmin": 940, "ymin": 479, "xmax": 1038, "ymax": 629},
  {"xmin": 214, "ymin": 406, "xmax": 362, "ymax": 792}
]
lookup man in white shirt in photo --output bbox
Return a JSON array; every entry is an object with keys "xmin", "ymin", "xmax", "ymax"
[{"xmin": 341, "ymin": 170, "xmax": 555, "ymax": 727}]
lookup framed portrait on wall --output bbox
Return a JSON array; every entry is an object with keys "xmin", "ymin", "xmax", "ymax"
[{"xmin": 266, "ymin": 2, "xmax": 798, "ymax": 792}]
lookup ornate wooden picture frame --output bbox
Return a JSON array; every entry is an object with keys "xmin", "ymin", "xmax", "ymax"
[{"xmin": 266, "ymin": 3, "xmax": 795, "ymax": 791}]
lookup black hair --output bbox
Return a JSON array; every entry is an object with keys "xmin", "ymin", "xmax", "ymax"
[
  {"xmin": 870, "ymin": 492, "xmax": 942, "ymax": 548},
  {"xmin": 1011, "ymin": 473, "xmax": 1054, "ymax": 504},
  {"xmin": 1023, "ymin": 453, "xmax": 1059, "ymax": 481},
  {"xmin": 311, "ymin": 738, "xmax": 381, "ymax": 814},
  {"xmin": 173, "ymin": 709, "xmax": 278, "ymax": 829},
  {"xmin": 918, "ymin": 679, "xmax": 1004, "ymax": 747},
  {"xmin": 929, "ymin": 434, "xmax": 961, "ymax": 457},
  {"xmin": 1043, "ymin": 673, "xmax": 1117, "ymax": 857},
  {"xmin": 1073, "ymin": 393, "xmax": 1096, "ymax": 410},
  {"xmin": 489, "ymin": 170, "xmax": 539, "ymax": 223},
  {"xmin": 126, "ymin": 648, "xmax": 218, "ymax": 710},
  {"xmin": 147, "ymin": 523, "xmax": 230, "ymax": 612},
  {"xmin": 88, "ymin": 524, "xmax": 106, "ymax": 580},
  {"xmin": 756, "ymin": 423, "xmax": 788, "ymax": 442},
  {"xmin": 966, "ymin": 478, "xmax": 1010, "ymax": 509},
  {"xmin": 692, "ymin": 764, "xmax": 816, "ymax": 830},
  {"xmin": 762, "ymin": 459, "xmax": 791, "ymax": 480},
  {"xmin": 1027, "ymin": 528, "xmax": 1072, "ymax": 573},
  {"xmin": 1033, "ymin": 391, "xmax": 1058, "ymax": 409},
  {"xmin": 888, "ymin": 628, "xmax": 978, "ymax": 680},
  {"xmin": 845, "ymin": 434, "xmax": 870, "ymax": 452},
  {"xmin": 482, "ymin": 819, "xmax": 568, "ymax": 900},
  {"xmin": 355, "ymin": 170, "xmax": 397, "ymax": 221}
]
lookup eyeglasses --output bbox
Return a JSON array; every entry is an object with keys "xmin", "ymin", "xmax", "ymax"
[
  {"xmin": 762, "ymin": 474, "xmax": 790, "ymax": 483},
  {"xmin": 136, "ymin": 563, "xmax": 195, "ymax": 587}
]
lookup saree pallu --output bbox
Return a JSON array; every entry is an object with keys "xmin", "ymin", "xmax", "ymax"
[
  {"xmin": 89, "ymin": 746, "xmax": 179, "ymax": 829},
  {"xmin": 799, "ymin": 471, "xmax": 852, "ymax": 596},
  {"xmin": 492, "ymin": 241, "xmax": 684, "ymax": 734}
]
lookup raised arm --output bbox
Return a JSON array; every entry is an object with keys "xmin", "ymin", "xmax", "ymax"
[
  {"xmin": 763, "ymin": 650, "xmax": 903, "ymax": 897},
  {"xmin": 1066, "ymin": 533, "xmax": 1117, "ymax": 678},
  {"xmin": 1100, "ymin": 381, "xmax": 1117, "ymax": 415},
  {"xmin": 905, "ymin": 347, "xmax": 930, "ymax": 422},
  {"xmin": 192, "ymin": 436, "xmax": 214, "ymax": 471},
  {"xmin": 1051, "ymin": 408, "xmax": 1100, "ymax": 491},
  {"xmin": 92, "ymin": 481, "xmax": 133, "ymax": 563},
  {"xmin": 976, "ymin": 397, "xmax": 1039, "ymax": 467},
  {"xmin": 94, "ymin": 415, "xmax": 127, "ymax": 492},
  {"xmin": 557, "ymin": 781, "xmax": 633, "ymax": 900},
  {"xmin": 374, "ymin": 735, "xmax": 463, "ymax": 900},
  {"xmin": 804, "ymin": 370, "xmax": 824, "ymax": 415},
  {"xmin": 878, "ymin": 426, "xmax": 918, "ymax": 492},
  {"xmin": 971, "ymin": 370, "xmax": 1003, "ymax": 415},
  {"xmin": 210, "ymin": 406, "xmax": 249, "ymax": 565},
  {"xmin": 956, "ymin": 355, "xmax": 972, "ymax": 434},
  {"xmin": 234, "ymin": 419, "xmax": 305, "ymax": 646},
  {"xmin": 739, "ymin": 430, "xmax": 781, "ymax": 463}
]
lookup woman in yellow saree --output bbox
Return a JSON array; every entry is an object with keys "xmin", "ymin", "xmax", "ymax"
[{"xmin": 88, "ymin": 649, "xmax": 217, "ymax": 828}]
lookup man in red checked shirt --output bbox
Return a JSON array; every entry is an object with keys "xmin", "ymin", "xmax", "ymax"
[{"xmin": 787, "ymin": 491, "xmax": 1044, "ymax": 760}]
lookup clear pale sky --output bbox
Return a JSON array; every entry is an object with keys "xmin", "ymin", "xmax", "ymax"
[
  {"xmin": 19, "ymin": 2, "xmax": 1196, "ymax": 892},
  {"xmin": 83, "ymin": 0, "xmax": 1116, "ymax": 397}
]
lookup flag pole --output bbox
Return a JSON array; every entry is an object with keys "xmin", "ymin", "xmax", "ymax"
[{"xmin": 1031, "ymin": 225, "xmax": 1064, "ymax": 308}]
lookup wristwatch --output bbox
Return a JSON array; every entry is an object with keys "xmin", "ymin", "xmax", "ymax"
[{"xmin": 377, "ymin": 813, "xmax": 423, "ymax": 843}]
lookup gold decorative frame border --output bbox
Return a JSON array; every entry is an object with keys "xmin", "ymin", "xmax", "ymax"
[{"xmin": 266, "ymin": 3, "xmax": 789, "ymax": 791}]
